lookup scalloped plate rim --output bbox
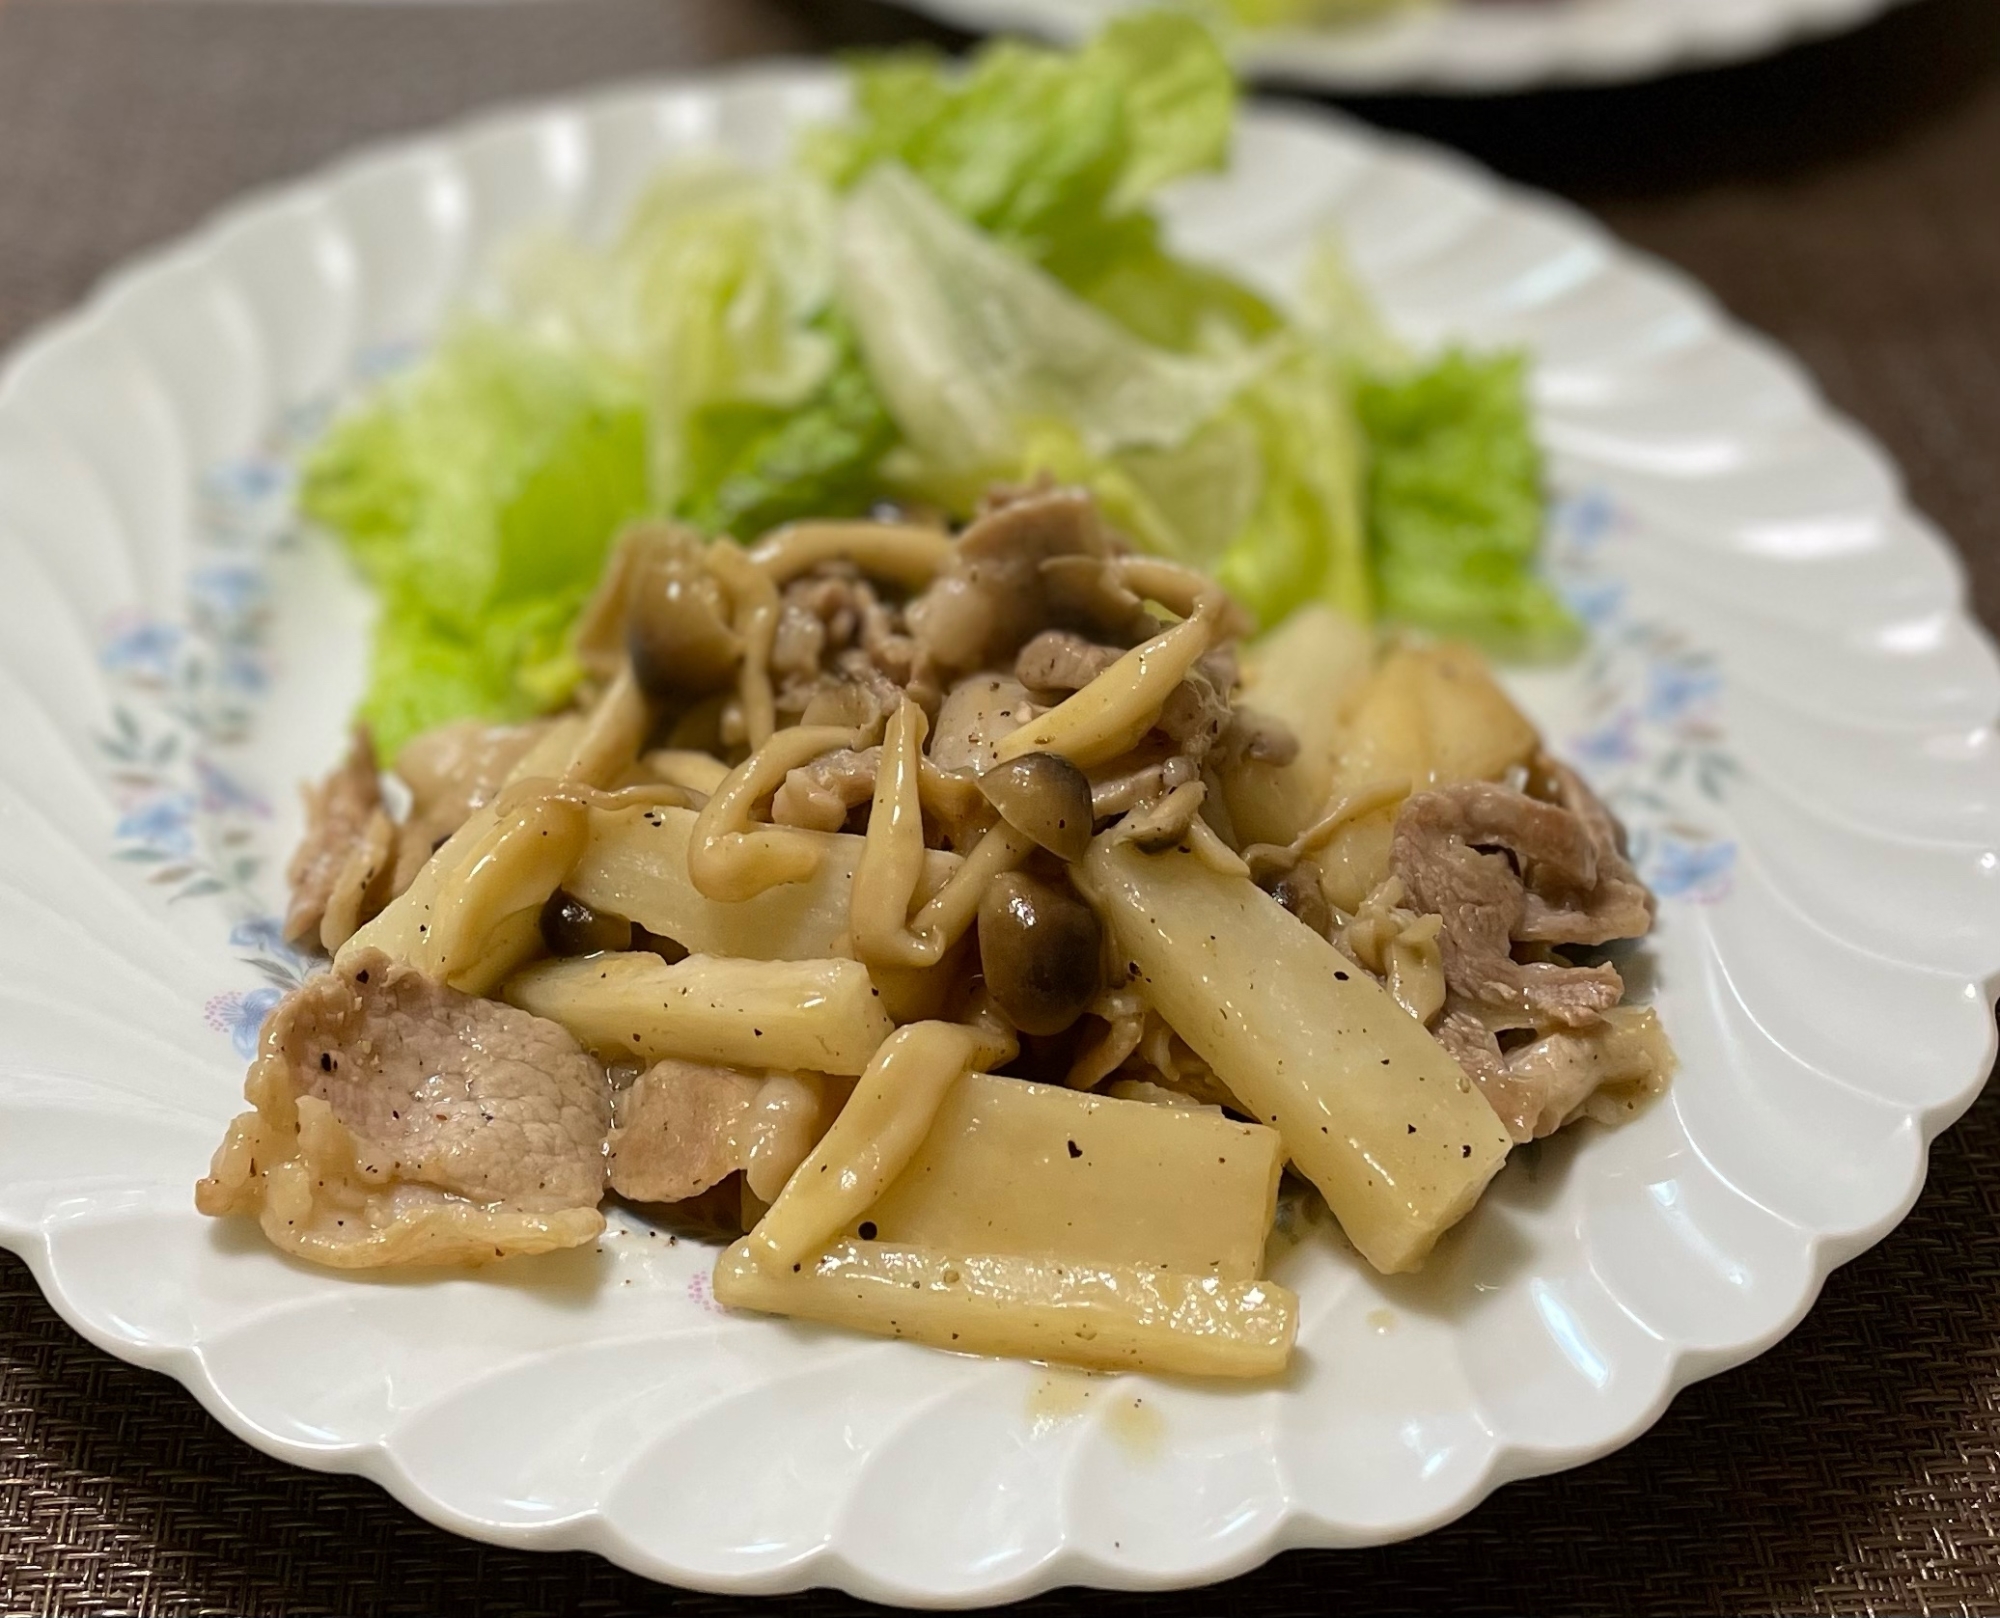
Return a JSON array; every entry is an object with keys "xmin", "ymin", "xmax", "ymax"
[{"xmin": 0, "ymin": 63, "xmax": 1996, "ymax": 1606}]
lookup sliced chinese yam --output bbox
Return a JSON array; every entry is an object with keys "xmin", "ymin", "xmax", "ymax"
[
  {"xmin": 713, "ymin": 1239, "xmax": 1297, "ymax": 1379},
  {"xmin": 1077, "ymin": 837, "xmax": 1511, "ymax": 1275},
  {"xmin": 860, "ymin": 1072, "xmax": 1283, "ymax": 1282},
  {"xmin": 745, "ymin": 1021, "xmax": 1003, "ymax": 1270},
  {"xmin": 504, "ymin": 950, "xmax": 897, "ymax": 1075},
  {"xmin": 565, "ymin": 803, "xmax": 957, "ymax": 960}
]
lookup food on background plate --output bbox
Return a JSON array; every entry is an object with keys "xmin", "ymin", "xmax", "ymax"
[
  {"xmin": 195, "ymin": 16, "xmax": 1671, "ymax": 1378},
  {"xmin": 1216, "ymin": 0, "xmax": 1422, "ymax": 28}
]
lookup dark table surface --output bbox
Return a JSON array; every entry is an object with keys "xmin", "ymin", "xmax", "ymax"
[{"xmin": 3, "ymin": 1, "xmax": 1999, "ymax": 1613}]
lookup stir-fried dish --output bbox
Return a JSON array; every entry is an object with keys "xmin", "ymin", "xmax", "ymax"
[
  {"xmin": 198, "ymin": 484, "xmax": 1670, "ymax": 1377},
  {"xmin": 193, "ymin": 18, "xmax": 1671, "ymax": 1379}
]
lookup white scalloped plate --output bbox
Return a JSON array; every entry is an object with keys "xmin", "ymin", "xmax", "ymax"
[
  {"xmin": 900, "ymin": 0, "xmax": 1920, "ymax": 94},
  {"xmin": 1, "ymin": 68, "xmax": 1996, "ymax": 1606}
]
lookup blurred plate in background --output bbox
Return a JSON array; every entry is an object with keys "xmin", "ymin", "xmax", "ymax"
[{"xmin": 895, "ymin": 0, "xmax": 1922, "ymax": 94}]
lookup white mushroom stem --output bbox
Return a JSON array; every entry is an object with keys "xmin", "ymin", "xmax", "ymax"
[
  {"xmin": 640, "ymin": 748, "xmax": 733, "ymax": 797},
  {"xmin": 851, "ymin": 699, "xmax": 939, "ymax": 969},
  {"xmin": 917, "ymin": 757, "xmax": 987, "ymax": 830},
  {"xmin": 748, "ymin": 520, "xmax": 954, "ymax": 589},
  {"xmin": 1111, "ymin": 557, "xmax": 1250, "ymax": 638},
  {"xmin": 1243, "ymin": 777, "xmax": 1414, "ymax": 882},
  {"xmin": 419, "ymin": 785, "xmax": 590, "ymax": 995},
  {"xmin": 905, "ymin": 817, "xmax": 1034, "ymax": 960},
  {"xmin": 1185, "ymin": 813, "xmax": 1253, "ymax": 878},
  {"xmin": 562, "ymin": 661, "xmax": 649, "ymax": 786},
  {"xmin": 744, "ymin": 1019, "xmax": 1013, "ymax": 1272},
  {"xmin": 992, "ymin": 594, "xmax": 1224, "ymax": 770},
  {"xmin": 571, "ymin": 782, "xmax": 703, "ymax": 814},
  {"xmin": 690, "ymin": 724, "xmax": 877, "ymax": 902},
  {"xmin": 707, "ymin": 541, "xmax": 781, "ymax": 751}
]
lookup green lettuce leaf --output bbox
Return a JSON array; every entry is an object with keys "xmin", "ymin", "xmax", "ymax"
[
  {"xmin": 299, "ymin": 322, "xmax": 650, "ymax": 756},
  {"xmin": 835, "ymin": 161, "xmax": 1370, "ymax": 631},
  {"xmin": 504, "ymin": 157, "xmax": 839, "ymax": 507},
  {"xmin": 817, "ymin": 13, "xmax": 1230, "ymax": 251},
  {"xmin": 814, "ymin": 13, "xmax": 1270, "ymax": 349},
  {"xmin": 302, "ymin": 18, "xmax": 1571, "ymax": 776},
  {"xmin": 1216, "ymin": 347, "xmax": 1370, "ymax": 627},
  {"xmin": 676, "ymin": 325, "xmax": 900, "ymax": 537},
  {"xmin": 1057, "ymin": 218, "xmax": 1283, "ymax": 355},
  {"xmin": 838, "ymin": 163, "xmax": 1256, "ymax": 485},
  {"xmin": 1357, "ymin": 350, "xmax": 1579, "ymax": 656}
]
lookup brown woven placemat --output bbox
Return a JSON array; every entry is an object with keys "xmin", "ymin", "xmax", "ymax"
[{"xmin": 3, "ymin": 1, "xmax": 1998, "ymax": 1612}]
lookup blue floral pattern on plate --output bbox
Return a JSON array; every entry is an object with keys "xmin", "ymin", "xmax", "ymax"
[
  {"xmin": 94, "ymin": 396, "xmax": 340, "ymax": 1010},
  {"xmin": 1547, "ymin": 488, "xmax": 1738, "ymax": 903}
]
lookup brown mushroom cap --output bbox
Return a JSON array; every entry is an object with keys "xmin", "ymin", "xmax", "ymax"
[
  {"xmin": 539, "ymin": 889, "xmax": 634, "ymax": 958},
  {"xmin": 1265, "ymin": 860, "xmax": 1333, "ymax": 941},
  {"xmin": 976, "ymin": 870, "xmax": 1103, "ymax": 1038},
  {"xmin": 625, "ymin": 534, "xmax": 740, "ymax": 701},
  {"xmin": 977, "ymin": 752, "xmax": 1094, "ymax": 864}
]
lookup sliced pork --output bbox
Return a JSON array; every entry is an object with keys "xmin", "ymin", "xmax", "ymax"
[
  {"xmin": 389, "ymin": 717, "xmax": 549, "ymax": 894},
  {"xmin": 906, "ymin": 486, "xmax": 1110, "ymax": 675},
  {"xmin": 283, "ymin": 728, "xmax": 387, "ymax": 948},
  {"xmin": 1435, "ymin": 1003, "xmax": 1675, "ymax": 1144},
  {"xmin": 195, "ymin": 948, "xmax": 612, "ymax": 1265},
  {"xmin": 1015, "ymin": 628, "xmax": 1120, "ymax": 694},
  {"xmin": 771, "ymin": 746, "xmax": 880, "ymax": 832},
  {"xmin": 1390, "ymin": 780, "xmax": 1636, "ymax": 1027},
  {"xmin": 608, "ymin": 1061, "xmax": 829, "ymax": 1205}
]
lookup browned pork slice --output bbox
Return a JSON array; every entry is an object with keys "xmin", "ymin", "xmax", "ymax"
[
  {"xmin": 195, "ymin": 948, "xmax": 612, "ymax": 1266},
  {"xmin": 1517, "ymin": 760, "xmax": 1655, "ymax": 946},
  {"xmin": 770, "ymin": 592, "xmax": 830, "ymax": 680},
  {"xmin": 1014, "ymin": 628, "xmax": 1120, "ymax": 694},
  {"xmin": 771, "ymin": 747, "xmax": 881, "ymax": 832},
  {"xmin": 769, "ymin": 563, "xmax": 932, "ymax": 729},
  {"xmin": 607, "ymin": 1060, "xmax": 764, "ymax": 1204},
  {"xmin": 907, "ymin": 486, "xmax": 1112, "ymax": 675},
  {"xmin": 283, "ymin": 720, "xmax": 553, "ymax": 953},
  {"xmin": 1391, "ymin": 768, "xmax": 1667, "ymax": 1139},
  {"xmin": 283, "ymin": 728, "xmax": 386, "ymax": 947},
  {"xmin": 1391, "ymin": 781, "xmax": 1636, "ymax": 1027},
  {"xmin": 1154, "ymin": 659, "xmax": 1233, "ymax": 758},
  {"xmin": 388, "ymin": 718, "xmax": 549, "ymax": 894},
  {"xmin": 608, "ymin": 1062, "xmax": 831, "ymax": 1206},
  {"xmin": 1435, "ymin": 1004, "xmax": 1675, "ymax": 1143}
]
